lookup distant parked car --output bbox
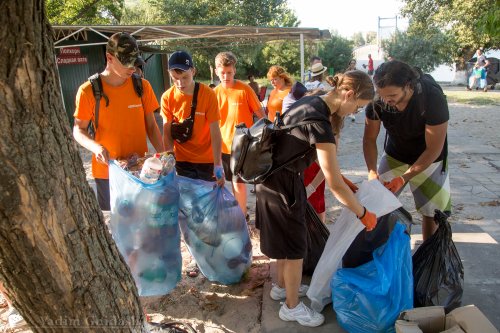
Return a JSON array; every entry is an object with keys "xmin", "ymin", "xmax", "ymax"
[{"xmin": 466, "ymin": 56, "xmax": 500, "ymax": 90}]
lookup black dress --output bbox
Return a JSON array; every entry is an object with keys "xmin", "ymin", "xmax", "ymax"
[{"xmin": 255, "ymin": 96, "xmax": 336, "ymax": 259}]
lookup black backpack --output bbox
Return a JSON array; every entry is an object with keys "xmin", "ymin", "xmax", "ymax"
[
  {"xmin": 230, "ymin": 113, "xmax": 319, "ymax": 184},
  {"xmin": 87, "ymin": 72, "xmax": 143, "ymax": 138}
]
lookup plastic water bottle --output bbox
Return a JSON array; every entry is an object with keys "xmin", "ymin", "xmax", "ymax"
[
  {"xmin": 140, "ymin": 154, "xmax": 162, "ymax": 183},
  {"xmin": 139, "ymin": 257, "xmax": 167, "ymax": 283},
  {"xmin": 160, "ymin": 153, "xmax": 176, "ymax": 175}
]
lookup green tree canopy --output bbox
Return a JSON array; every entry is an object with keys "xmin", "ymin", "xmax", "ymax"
[
  {"xmin": 317, "ymin": 33, "xmax": 353, "ymax": 75},
  {"xmin": 382, "ymin": 30, "xmax": 449, "ymax": 73},
  {"xmin": 351, "ymin": 32, "xmax": 366, "ymax": 48},
  {"xmin": 119, "ymin": 0, "xmax": 300, "ymax": 79},
  {"xmin": 401, "ymin": 0, "xmax": 499, "ymax": 64},
  {"xmin": 366, "ymin": 31, "xmax": 377, "ymax": 45},
  {"xmin": 46, "ymin": 0, "xmax": 124, "ymax": 24},
  {"xmin": 121, "ymin": 0, "xmax": 298, "ymax": 26}
]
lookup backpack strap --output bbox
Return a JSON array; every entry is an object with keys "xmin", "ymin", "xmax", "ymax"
[
  {"xmin": 131, "ymin": 72, "xmax": 143, "ymax": 97},
  {"xmin": 88, "ymin": 73, "xmax": 109, "ymax": 133}
]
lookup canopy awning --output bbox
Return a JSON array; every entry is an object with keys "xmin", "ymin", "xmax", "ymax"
[
  {"xmin": 52, "ymin": 25, "xmax": 331, "ymax": 81},
  {"xmin": 52, "ymin": 25, "xmax": 330, "ymax": 48}
]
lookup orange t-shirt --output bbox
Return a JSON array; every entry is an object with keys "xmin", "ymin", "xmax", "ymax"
[
  {"xmin": 161, "ymin": 83, "xmax": 220, "ymax": 163},
  {"xmin": 74, "ymin": 77, "xmax": 159, "ymax": 179},
  {"xmin": 214, "ymin": 80, "xmax": 262, "ymax": 154},
  {"xmin": 267, "ymin": 87, "xmax": 291, "ymax": 122}
]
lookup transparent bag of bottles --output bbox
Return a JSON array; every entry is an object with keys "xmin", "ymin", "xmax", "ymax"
[
  {"xmin": 108, "ymin": 160, "xmax": 181, "ymax": 296},
  {"xmin": 178, "ymin": 176, "xmax": 252, "ymax": 284}
]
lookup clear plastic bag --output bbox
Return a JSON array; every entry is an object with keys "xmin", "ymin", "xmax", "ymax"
[
  {"xmin": 307, "ymin": 180, "xmax": 402, "ymax": 312},
  {"xmin": 178, "ymin": 176, "xmax": 252, "ymax": 284},
  {"xmin": 108, "ymin": 160, "xmax": 181, "ymax": 296},
  {"xmin": 332, "ymin": 223, "xmax": 414, "ymax": 333}
]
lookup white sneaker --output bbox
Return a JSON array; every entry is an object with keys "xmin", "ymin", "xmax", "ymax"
[
  {"xmin": 279, "ymin": 301, "xmax": 325, "ymax": 327},
  {"xmin": 269, "ymin": 283, "xmax": 309, "ymax": 300},
  {"xmin": 8, "ymin": 308, "xmax": 24, "ymax": 329}
]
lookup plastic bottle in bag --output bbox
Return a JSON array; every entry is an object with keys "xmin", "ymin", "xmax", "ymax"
[
  {"xmin": 139, "ymin": 257, "xmax": 167, "ymax": 283},
  {"xmin": 160, "ymin": 153, "xmax": 176, "ymax": 175},
  {"xmin": 140, "ymin": 154, "xmax": 163, "ymax": 183}
]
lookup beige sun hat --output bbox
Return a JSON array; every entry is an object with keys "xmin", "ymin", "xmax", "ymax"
[{"xmin": 310, "ymin": 62, "xmax": 328, "ymax": 76}]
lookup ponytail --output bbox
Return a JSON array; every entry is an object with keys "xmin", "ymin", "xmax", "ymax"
[{"xmin": 325, "ymin": 74, "xmax": 341, "ymax": 90}]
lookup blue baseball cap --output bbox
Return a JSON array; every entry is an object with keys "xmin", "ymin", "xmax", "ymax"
[{"xmin": 168, "ymin": 51, "xmax": 194, "ymax": 71}]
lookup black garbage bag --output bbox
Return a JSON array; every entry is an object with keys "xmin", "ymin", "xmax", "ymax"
[
  {"xmin": 303, "ymin": 202, "xmax": 330, "ymax": 276},
  {"xmin": 342, "ymin": 207, "xmax": 413, "ymax": 268},
  {"xmin": 413, "ymin": 210, "xmax": 464, "ymax": 313}
]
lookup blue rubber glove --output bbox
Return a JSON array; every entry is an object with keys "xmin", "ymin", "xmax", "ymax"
[{"xmin": 214, "ymin": 165, "xmax": 224, "ymax": 180}]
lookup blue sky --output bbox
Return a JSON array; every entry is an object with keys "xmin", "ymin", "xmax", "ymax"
[{"xmin": 287, "ymin": 0, "xmax": 409, "ymax": 38}]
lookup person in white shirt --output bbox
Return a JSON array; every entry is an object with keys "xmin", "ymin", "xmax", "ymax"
[{"xmin": 305, "ymin": 63, "xmax": 327, "ymax": 91}]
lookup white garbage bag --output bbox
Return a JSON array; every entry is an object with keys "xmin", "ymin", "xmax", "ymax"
[{"xmin": 307, "ymin": 180, "xmax": 403, "ymax": 312}]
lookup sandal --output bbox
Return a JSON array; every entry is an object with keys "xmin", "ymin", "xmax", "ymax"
[{"xmin": 184, "ymin": 262, "xmax": 199, "ymax": 278}]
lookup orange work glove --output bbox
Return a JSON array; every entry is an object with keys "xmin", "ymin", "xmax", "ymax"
[
  {"xmin": 358, "ymin": 207, "xmax": 377, "ymax": 231},
  {"xmin": 342, "ymin": 175, "xmax": 358, "ymax": 193},
  {"xmin": 384, "ymin": 176, "xmax": 405, "ymax": 194}
]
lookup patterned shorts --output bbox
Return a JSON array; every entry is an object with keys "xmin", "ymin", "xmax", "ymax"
[{"xmin": 378, "ymin": 154, "xmax": 451, "ymax": 217}]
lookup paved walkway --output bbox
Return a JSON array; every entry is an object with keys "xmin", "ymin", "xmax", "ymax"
[{"xmin": 260, "ymin": 101, "xmax": 500, "ymax": 332}]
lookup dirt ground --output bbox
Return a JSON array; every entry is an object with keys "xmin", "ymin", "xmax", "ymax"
[{"xmin": 3, "ymin": 92, "xmax": 499, "ymax": 332}]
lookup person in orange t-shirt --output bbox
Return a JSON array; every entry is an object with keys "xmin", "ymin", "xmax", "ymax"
[
  {"xmin": 73, "ymin": 32, "xmax": 163, "ymax": 210},
  {"xmin": 266, "ymin": 65, "xmax": 292, "ymax": 122},
  {"xmin": 161, "ymin": 51, "xmax": 224, "ymax": 187},
  {"xmin": 214, "ymin": 51, "xmax": 266, "ymax": 218}
]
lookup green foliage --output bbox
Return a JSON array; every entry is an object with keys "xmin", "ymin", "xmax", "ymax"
[
  {"xmin": 122, "ymin": 0, "xmax": 298, "ymax": 26},
  {"xmin": 119, "ymin": 0, "xmax": 300, "ymax": 80},
  {"xmin": 401, "ymin": 0, "xmax": 499, "ymax": 63},
  {"xmin": 46, "ymin": 0, "xmax": 124, "ymax": 24},
  {"xmin": 382, "ymin": 30, "xmax": 449, "ymax": 72},
  {"xmin": 476, "ymin": 1, "xmax": 500, "ymax": 39},
  {"xmin": 317, "ymin": 33, "xmax": 353, "ymax": 75},
  {"xmin": 351, "ymin": 32, "xmax": 366, "ymax": 48},
  {"xmin": 366, "ymin": 31, "xmax": 377, "ymax": 44},
  {"xmin": 261, "ymin": 41, "xmax": 302, "ymax": 76}
]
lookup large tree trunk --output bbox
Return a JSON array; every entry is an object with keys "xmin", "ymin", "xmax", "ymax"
[{"xmin": 0, "ymin": 1, "xmax": 147, "ymax": 332}]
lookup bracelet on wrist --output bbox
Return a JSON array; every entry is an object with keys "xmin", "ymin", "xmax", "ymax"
[{"xmin": 357, "ymin": 206, "xmax": 367, "ymax": 219}]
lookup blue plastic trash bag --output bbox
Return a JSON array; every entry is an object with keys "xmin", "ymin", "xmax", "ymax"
[
  {"xmin": 332, "ymin": 223, "xmax": 413, "ymax": 333},
  {"xmin": 108, "ymin": 160, "xmax": 181, "ymax": 296},
  {"xmin": 178, "ymin": 176, "xmax": 252, "ymax": 284}
]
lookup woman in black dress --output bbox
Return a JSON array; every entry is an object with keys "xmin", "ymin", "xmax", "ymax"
[{"xmin": 255, "ymin": 70, "xmax": 377, "ymax": 327}]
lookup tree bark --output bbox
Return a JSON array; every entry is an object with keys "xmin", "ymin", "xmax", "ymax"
[{"xmin": 0, "ymin": 1, "xmax": 147, "ymax": 332}]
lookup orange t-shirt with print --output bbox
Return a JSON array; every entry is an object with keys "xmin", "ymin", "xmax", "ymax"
[
  {"xmin": 74, "ymin": 77, "xmax": 159, "ymax": 179},
  {"xmin": 214, "ymin": 80, "xmax": 262, "ymax": 154},
  {"xmin": 161, "ymin": 83, "xmax": 220, "ymax": 163},
  {"xmin": 267, "ymin": 87, "xmax": 291, "ymax": 122}
]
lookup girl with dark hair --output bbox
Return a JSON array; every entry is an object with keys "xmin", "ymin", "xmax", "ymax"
[
  {"xmin": 256, "ymin": 70, "xmax": 377, "ymax": 327},
  {"xmin": 363, "ymin": 60, "xmax": 451, "ymax": 241}
]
